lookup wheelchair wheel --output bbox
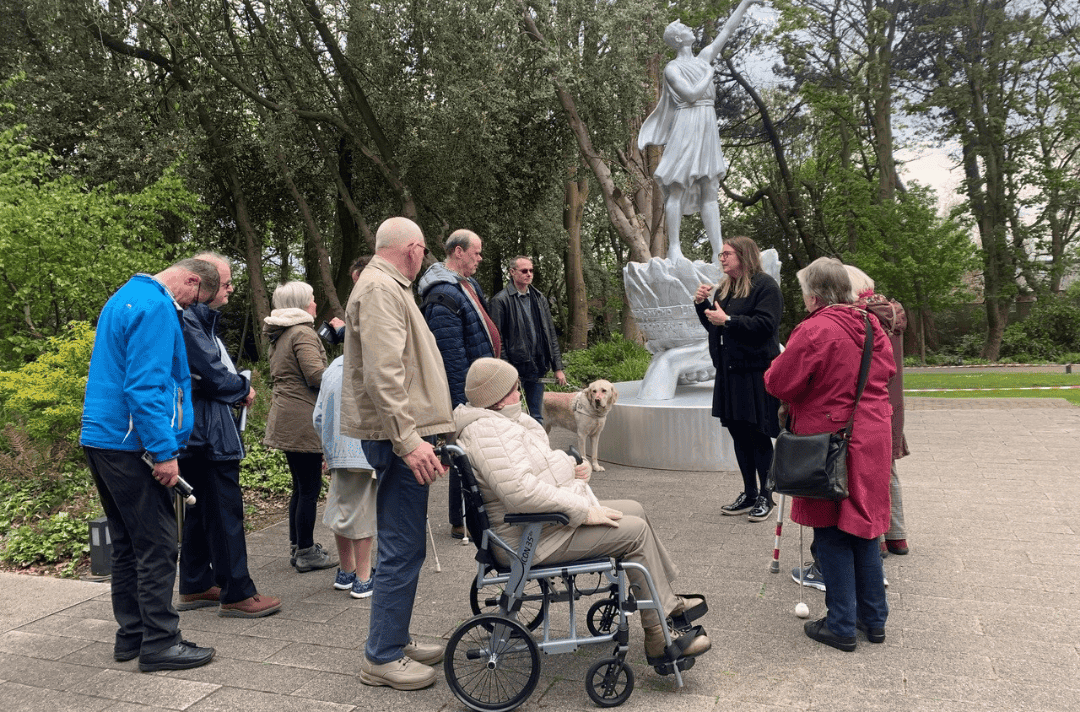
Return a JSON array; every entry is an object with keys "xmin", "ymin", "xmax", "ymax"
[
  {"xmin": 444, "ymin": 614, "xmax": 540, "ymax": 712},
  {"xmin": 469, "ymin": 568, "xmax": 549, "ymax": 631},
  {"xmin": 587, "ymin": 597, "xmax": 619, "ymax": 636},
  {"xmin": 586, "ymin": 657, "xmax": 634, "ymax": 707}
]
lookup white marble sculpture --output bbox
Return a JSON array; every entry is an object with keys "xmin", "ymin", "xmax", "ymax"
[
  {"xmin": 637, "ymin": 0, "xmax": 762, "ymax": 265},
  {"xmin": 626, "ymin": 0, "xmax": 766, "ymax": 401}
]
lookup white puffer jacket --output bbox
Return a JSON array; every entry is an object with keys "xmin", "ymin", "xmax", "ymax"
[{"xmin": 454, "ymin": 404, "xmax": 600, "ymax": 562}]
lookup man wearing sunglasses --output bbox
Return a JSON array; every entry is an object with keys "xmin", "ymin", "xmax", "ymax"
[{"xmin": 489, "ymin": 256, "xmax": 566, "ymax": 424}]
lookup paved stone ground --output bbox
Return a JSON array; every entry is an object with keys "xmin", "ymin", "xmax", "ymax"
[{"xmin": 1, "ymin": 400, "xmax": 1078, "ymax": 711}]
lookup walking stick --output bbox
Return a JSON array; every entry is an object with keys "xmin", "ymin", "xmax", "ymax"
[
  {"xmin": 769, "ymin": 494, "xmax": 786, "ymax": 573},
  {"xmin": 426, "ymin": 517, "xmax": 442, "ymax": 573}
]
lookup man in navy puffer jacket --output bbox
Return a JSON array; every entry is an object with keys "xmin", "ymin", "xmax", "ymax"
[{"xmin": 417, "ymin": 230, "xmax": 501, "ymax": 536}]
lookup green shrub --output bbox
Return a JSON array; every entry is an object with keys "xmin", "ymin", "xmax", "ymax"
[
  {"xmin": 239, "ymin": 440, "xmax": 293, "ymax": 495},
  {"xmin": 999, "ymin": 295, "xmax": 1080, "ymax": 361},
  {"xmin": 557, "ymin": 334, "xmax": 651, "ymax": 390},
  {"xmin": 0, "ymin": 321, "xmax": 94, "ymax": 441}
]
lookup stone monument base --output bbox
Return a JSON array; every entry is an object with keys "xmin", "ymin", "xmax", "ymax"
[{"xmin": 597, "ymin": 380, "xmax": 736, "ymax": 472}]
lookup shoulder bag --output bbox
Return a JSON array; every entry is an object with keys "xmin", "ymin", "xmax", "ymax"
[{"xmin": 766, "ymin": 314, "xmax": 873, "ymax": 501}]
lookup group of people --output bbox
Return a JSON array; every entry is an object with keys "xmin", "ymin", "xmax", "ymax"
[
  {"xmin": 694, "ymin": 235, "xmax": 911, "ymax": 653},
  {"xmin": 79, "ymin": 219, "xmax": 909, "ymax": 687}
]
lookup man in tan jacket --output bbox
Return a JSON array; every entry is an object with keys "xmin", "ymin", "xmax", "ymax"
[{"xmin": 340, "ymin": 216, "xmax": 453, "ymax": 691}]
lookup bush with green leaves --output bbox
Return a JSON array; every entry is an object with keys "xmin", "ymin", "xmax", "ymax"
[
  {"xmin": 239, "ymin": 440, "xmax": 293, "ymax": 495},
  {"xmin": 0, "ymin": 321, "xmax": 94, "ymax": 441},
  {"xmin": 999, "ymin": 295, "xmax": 1080, "ymax": 362},
  {"xmin": 556, "ymin": 334, "xmax": 651, "ymax": 391}
]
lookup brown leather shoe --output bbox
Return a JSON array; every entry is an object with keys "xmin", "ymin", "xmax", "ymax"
[
  {"xmin": 176, "ymin": 586, "xmax": 221, "ymax": 610},
  {"xmin": 218, "ymin": 594, "xmax": 282, "ymax": 618}
]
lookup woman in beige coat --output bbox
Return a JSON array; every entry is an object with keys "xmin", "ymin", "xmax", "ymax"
[
  {"xmin": 453, "ymin": 358, "xmax": 709, "ymax": 664},
  {"xmin": 263, "ymin": 282, "xmax": 337, "ymax": 573}
]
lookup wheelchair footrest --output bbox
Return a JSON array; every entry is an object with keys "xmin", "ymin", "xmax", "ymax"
[
  {"xmin": 645, "ymin": 624, "xmax": 709, "ymax": 673},
  {"xmin": 668, "ymin": 594, "xmax": 708, "ymax": 632}
]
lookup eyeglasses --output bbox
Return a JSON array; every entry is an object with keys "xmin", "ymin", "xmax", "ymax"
[
  {"xmin": 410, "ymin": 243, "xmax": 430, "ymax": 256},
  {"xmin": 222, "ymin": 281, "xmax": 233, "ymax": 289},
  {"xmin": 516, "ymin": 268, "xmax": 534, "ymax": 274},
  {"xmin": 719, "ymin": 251, "xmax": 736, "ymax": 259}
]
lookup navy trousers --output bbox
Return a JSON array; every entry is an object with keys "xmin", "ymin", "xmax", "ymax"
[
  {"xmin": 84, "ymin": 447, "xmax": 181, "ymax": 656},
  {"xmin": 178, "ymin": 454, "xmax": 257, "ymax": 604},
  {"xmin": 815, "ymin": 525, "xmax": 889, "ymax": 638}
]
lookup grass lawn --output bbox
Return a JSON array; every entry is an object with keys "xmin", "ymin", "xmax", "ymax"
[{"xmin": 905, "ymin": 371, "xmax": 1080, "ymax": 406}]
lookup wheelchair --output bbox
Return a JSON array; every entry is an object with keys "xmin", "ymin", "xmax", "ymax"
[{"xmin": 436, "ymin": 444, "xmax": 709, "ymax": 712}]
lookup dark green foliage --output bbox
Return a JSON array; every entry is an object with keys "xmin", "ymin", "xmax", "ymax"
[
  {"xmin": 999, "ymin": 295, "xmax": 1080, "ymax": 362},
  {"xmin": 556, "ymin": 335, "xmax": 652, "ymax": 390}
]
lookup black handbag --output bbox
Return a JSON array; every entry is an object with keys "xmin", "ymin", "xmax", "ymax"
[{"xmin": 767, "ymin": 314, "xmax": 873, "ymax": 501}]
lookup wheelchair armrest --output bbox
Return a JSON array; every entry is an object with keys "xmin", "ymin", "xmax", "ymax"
[{"xmin": 504, "ymin": 512, "xmax": 570, "ymax": 526}]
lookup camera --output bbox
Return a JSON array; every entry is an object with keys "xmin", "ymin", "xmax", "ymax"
[{"xmin": 317, "ymin": 320, "xmax": 343, "ymax": 345}]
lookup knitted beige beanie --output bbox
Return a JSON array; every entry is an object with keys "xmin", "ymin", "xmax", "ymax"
[{"xmin": 465, "ymin": 358, "xmax": 519, "ymax": 409}]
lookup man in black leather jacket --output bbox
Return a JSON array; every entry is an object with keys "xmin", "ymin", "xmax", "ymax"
[
  {"xmin": 489, "ymin": 256, "xmax": 566, "ymax": 424},
  {"xmin": 176, "ymin": 253, "xmax": 281, "ymax": 618}
]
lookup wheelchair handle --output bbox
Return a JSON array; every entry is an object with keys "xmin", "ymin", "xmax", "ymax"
[{"xmin": 566, "ymin": 446, "xmax": 583, "ymax": 465}]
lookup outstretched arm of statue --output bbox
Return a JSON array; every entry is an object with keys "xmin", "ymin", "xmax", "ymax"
[{"xmin": 700, "ymin": 0, "xmax": 764, "ymax": 65}]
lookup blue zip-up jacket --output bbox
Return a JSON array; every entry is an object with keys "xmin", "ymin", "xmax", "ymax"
[
  {"xmin": 80, "ymin": 274, "xmax": 194, "ymax": 462},
  {"xmin": 417, "ymin": 262, "xmax": 497, "ymax": 408}
]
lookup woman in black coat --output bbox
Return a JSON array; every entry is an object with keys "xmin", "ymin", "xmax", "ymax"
[{"xmin": 693, "ymin": 236, "xmax": 783, "ymax": 521}]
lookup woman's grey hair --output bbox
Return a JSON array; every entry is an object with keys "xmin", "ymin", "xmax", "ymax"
[
  {"xmin": 796, "ymin": 257, "xmax": 853, "ymax": 308},
  {"xmin": 272, "ymin": 281, "xmax": 314, "ymax": 311},
  {"xmin": 845, "ymin": 265, "xmax": 875, "ymax": 300}
]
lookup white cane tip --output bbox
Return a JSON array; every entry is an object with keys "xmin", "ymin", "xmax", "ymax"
[
  {"xmin": 185, "ymin": 495, "xmax": 196, "ymax": 506},
  {"xmin": 795, "ymin": 602, "xmax": 810, "ymax": 618}
]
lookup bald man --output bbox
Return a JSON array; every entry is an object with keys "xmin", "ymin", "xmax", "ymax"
[{"xmin": 340, "ymin": 217, "xmax": 453, "ymax": 691}]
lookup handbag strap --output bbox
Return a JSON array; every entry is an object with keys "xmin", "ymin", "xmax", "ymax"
[{"xmin": 842, "ymin": 314, "xmax": 874, "ymax": 438}]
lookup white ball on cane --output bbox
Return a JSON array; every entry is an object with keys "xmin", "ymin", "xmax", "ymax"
[{"xmin": 795, "ymin": 602, "xmax": 810, "ymax": 618}]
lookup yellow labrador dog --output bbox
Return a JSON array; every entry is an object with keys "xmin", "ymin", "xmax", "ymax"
[{"xmin": 542, "ymin": 380, "xmax": 618, "ymax": 472}]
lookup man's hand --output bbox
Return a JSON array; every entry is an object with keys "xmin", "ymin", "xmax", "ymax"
[
  {"xmin": 329, "ymin": 317, "xmax": 345, "ymax": 330},
  {"xmin": 241, "ymin": 387, "xmax": 256, "ymax": 408},
  {"xmin": 403, "ymin": 441, "xmax": 448, "ymax": 485},
  {"xmin": 555, "ymin": 370, "xmax": 567, "ymax": 386},
  {"xmin": 153, "ymin": 459, "xmax": 180, "ymax": 488}
]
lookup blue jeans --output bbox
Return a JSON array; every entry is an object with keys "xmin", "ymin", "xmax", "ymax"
[
  {"xmin": 361, "ymin": 438, "xmax": 433, "ymax": 663},
  {"xmin": 815, "ymin": 526, "xmax": 888, "ymax": 638},
  {"xmin": 521, "ymin": 378, "xmax": 545, "ymax": 424}
]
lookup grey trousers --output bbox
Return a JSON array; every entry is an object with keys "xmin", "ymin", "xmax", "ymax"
[
  {"xmin": 536, "ymin": 499, "xmax": 678, "ymax": 627},
  {"xmin": 886, "ymin": 460, "xmax": 907, "ymax": 541}
]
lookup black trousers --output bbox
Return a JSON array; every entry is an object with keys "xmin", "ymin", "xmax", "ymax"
[
  {"xmin": 284, "ymin": 451, "xmax": 323, "ymax": 550},
  {"xmin": 178, "ymin": 454, "xmax": 257, "ymax": 604},
  {"xmin": 84, "ymin": 447, "xmax": 181, "ymax": 656}
]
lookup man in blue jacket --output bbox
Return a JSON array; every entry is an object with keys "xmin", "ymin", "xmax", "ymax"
[
  {"xmin": 176, "ymin": 253, "xmax": 281, "ymax": 618},
  {"xmin": 417, "ymin": 229, "xmax": 501, "ymax": 538},
  {"xmin": 81, "ymin": 258, "xmax": 219, "ymax": 673}
]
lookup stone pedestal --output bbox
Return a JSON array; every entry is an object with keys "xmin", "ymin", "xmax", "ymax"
[{"xmin": 598, "ymin": 380, "xmax": 735, "ymax": 472}]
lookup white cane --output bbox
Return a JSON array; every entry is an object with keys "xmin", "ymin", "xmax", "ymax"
[{"xmin": 426, "ymin": 517, "xmax": 442, "ymax": 573}]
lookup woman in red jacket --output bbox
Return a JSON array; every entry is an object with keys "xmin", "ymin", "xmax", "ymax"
[{"xmin": 764, "ymin": 257, "xmax": 895, "ymax": 652}]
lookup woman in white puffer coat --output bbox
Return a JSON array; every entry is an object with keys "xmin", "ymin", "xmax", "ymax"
[{"xmin": 453, "ymin": 358, "xmax": 709, "ymax": 661}]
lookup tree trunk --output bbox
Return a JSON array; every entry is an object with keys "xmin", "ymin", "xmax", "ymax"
[{"xmin": 564, "ymin": 171, "xmax": 589, "ymax": 349}]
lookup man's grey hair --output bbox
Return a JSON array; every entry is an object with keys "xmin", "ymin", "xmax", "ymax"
[
  {"xmin": 272, "ymin": 281, "xmax": 315, "ymax": 311},
  {"xmin": 508, "ymin": 255, "xmax": 533, "ymax": 272},
  {"xmin": 445, "ymin": 230, "xmax": 477, "ymax": 256},
  {"xmin": 174, "ymin": 258, "xmax": 220, "ymax": 299},
  {"xmin": 796, "ymin": 257, "xmax": 853, "ymax": 308},
  {"xmin": 193, "ymin": 251, "xmax": 230, "ymax": 269}
]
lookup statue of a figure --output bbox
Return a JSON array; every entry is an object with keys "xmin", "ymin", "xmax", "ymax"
[{"xmin": 638, "ymin": 0, "xmax": 762, "ymax": 264}]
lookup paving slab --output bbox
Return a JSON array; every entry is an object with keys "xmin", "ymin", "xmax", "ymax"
[{"xmin": 0, "ymin": 399, "xmax": 1078, "ymax": 711}]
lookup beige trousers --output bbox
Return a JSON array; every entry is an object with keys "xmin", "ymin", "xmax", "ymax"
[{"xmin": 535, "ymin": 499, "xmax": 679, "ymax": 627}]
